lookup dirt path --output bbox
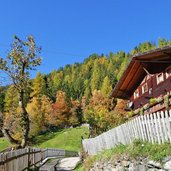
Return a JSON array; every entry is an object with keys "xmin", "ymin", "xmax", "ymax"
[{"xmin": 39, "ymin": 157, "xmax": 81, "ymax": 171}]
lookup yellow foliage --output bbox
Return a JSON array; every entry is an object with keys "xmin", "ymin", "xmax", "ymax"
[{"xmin": 27, "ymin": 95, "xmax": 53, "ymax": 136}]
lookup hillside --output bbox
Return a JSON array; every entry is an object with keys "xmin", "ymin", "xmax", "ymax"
[
  {"xmin": 35, "ymin": 126, "xmax": 89, "ymax": 151},
  {"xmin": 0, "ymin": 126, "xmax": 89, "ymax": 152},
  {"xmin": 1, "ymin": 38, "xmax": 171, "ymax": 145}
]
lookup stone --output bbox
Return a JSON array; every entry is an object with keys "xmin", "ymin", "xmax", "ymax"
[
  {"xmin": 103, "ymin": 169, "xmax": 110, "ymax": 171},
  {"xmin": 164, "ymin": 160, "xmax": 171, "ymax": 170},
  {"xmin": 138, "ymin": 164, "xmax": 146, "ymax": 171},
  {"xmin": 56, "ymin": 157, "xmax": 81, "ymax": 170},
  {"xmin": 162, "ymin": 156, "xmax": 171, "ymax": 163},
  {"xmin": 121, "ymin": 160, "xmax": 130, "ymax": 167},
  {"xmin": 147, "ymin": 169, "xmax": 158, "ymax": 171},
  {"xmin": 111, "ymin": 168, "xmax": 119, "ymax": 171},
  {"xmin": 147, "ymin": 160, "xmax": 162, "ymax": 169},
  {"xmin": 115, "ymin": 165, "xmax": 125, "ymax": 171},
  {"xmin": 129, "ymin": 163, "xmax": 139, "ymax": 171}
]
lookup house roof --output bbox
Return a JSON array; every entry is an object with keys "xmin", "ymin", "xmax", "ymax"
[{"xmin": 111, "ymin": 46, "xmax": 171, "ymax": 99}]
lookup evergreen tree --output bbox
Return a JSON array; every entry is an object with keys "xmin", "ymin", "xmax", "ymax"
[
  {"xmin": 30, "ymin": 72, "xmax": 46, "ymax": 98},
  {"xmin": 27, "ymin": 95, "xmax": 53, "ymax": 136},
  {"xmin": 3, "ymin": 85, "xmax": 22, "ymax": 141},
  {"xmin": 158, "ymin": 38, "xmax": 167, "ymax": 47},
  {"xmin": 101, "ymin": 76, "xmax": 112, "ymax": 97},
  {"xmin": 90, "ymin": 60, "xmax": 100, "ymax": 92}
]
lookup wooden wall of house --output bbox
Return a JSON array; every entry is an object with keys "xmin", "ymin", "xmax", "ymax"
[{"xmin": 130, "ymin": 70, "xmax": 171, "ymax": 110}]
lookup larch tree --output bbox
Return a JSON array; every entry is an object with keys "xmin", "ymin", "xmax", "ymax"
[
  {"xmin": 3, "ymin": 85, "xmax": 21, "ymax": 141},
  {"xmin": 90, "ymin": 60, "xmax": 100, "ymax": 92},
  {"xmin": 101, "ymin": 76, "xmax": 112, "ymax": 98},
  {"xmin": 158, "ymin": 38, "xmax": 168, "ymax": 48},
  {"xmin": 52, "ymin": 90, "xmax": 70, "ymax": 127},
  {"xmin": 27, "ymin": 96, "xmax": 44, "ymax": 136},
  {"xmin": 27, "ymin": 72, "xmax": 53, "ymax": 136},
  {"xmin": 0, "ymin": 35, "xmax": 41, "ymax": 148},
  {"xmin": 30, "ymin": 71, "xmax": 45, "ymax": 98},
  {"xmin": 117, "ymin": 54, "xmax": 129, "ymax": 81}
]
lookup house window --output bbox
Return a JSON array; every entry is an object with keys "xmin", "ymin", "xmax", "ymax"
[
  {"xmin": 156, "ymin": 73, "xmax": 164, "ymax": 84},
  {"xmin": 166, "ymin": 68, "xmax": 171, "ymax": 79},
  {"xmin": 134, "ymin": 89, "xmax": 139, "ymax": 99},
  {"xmin": 142, "ymin": 83, "xmax": 148, "ymax": 94},
  {"xmin": 149, "ymin": 88, "xmax": 152, "ymax": 95}
]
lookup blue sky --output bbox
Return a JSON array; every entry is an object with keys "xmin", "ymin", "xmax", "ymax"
[{"xmin": 0, "ymin": 0, "xmax": 171, "ymax": 78}]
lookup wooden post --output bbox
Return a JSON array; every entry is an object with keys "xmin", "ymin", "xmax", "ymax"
[
  {"xmin": 27, "ymin": 147, "xmax": 31, "ymax": 170},
  {"xmin": 161, "ymin": 111, "xmax": 168, "ymax": 141},
  {"xmin": 157, "ymin": 112, "xmax": 165, "ymax": 143},
  {"xmin": 165, "ymin": 110, "xmax": 171, "ymax": 143}
]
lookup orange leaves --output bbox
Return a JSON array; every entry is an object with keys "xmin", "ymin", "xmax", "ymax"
[{"xmin": 51, "ymin": 91, "xmax": 70, "ymax": 127}]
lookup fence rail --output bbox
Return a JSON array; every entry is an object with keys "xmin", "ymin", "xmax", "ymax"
[
  {"xmin": 0, "ymin": 147, "xmax": 78, "ymax": 171},
  {"xmin": 82, "ymin": 110, "xmax": 171, "ymax": 155}
]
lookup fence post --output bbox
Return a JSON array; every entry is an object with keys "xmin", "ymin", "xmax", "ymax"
[{"xmin": 27, "ymin": 147, "xmax": 31, "ymax": 169}]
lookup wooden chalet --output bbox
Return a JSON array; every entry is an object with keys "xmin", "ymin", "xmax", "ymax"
[{"xmin": 111, "ymin": 46, "xmax": 171, "ymax": 114}]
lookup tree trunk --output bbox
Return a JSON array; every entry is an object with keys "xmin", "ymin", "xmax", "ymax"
[
  {"xmin": 19, "ymin": 90, "xmax": 30, "ymax": 148},
  {"xmin": 2, "ymin": 128, "xmax": 19, "ymax": 144}
]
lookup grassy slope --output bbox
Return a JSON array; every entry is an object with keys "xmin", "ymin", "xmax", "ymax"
[
  {"xmin": 0, "ymin": 126, "xmax": 89, "ymax": 152},
  {"xmin": 84, "ymin": 140, "xmax": 171, "ymax": 169},
  {"xmin": 0, "ymin": 137, "xmax": 11, "ymax": 151},
  {"xmin": 36, "ymin": 127, "xmax": 88, "ymax": 151}
]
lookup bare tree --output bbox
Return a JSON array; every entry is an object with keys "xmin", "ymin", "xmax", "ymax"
[{"xmin": 0, "ymin": 35, "xmax": 41, "ymax": 147}]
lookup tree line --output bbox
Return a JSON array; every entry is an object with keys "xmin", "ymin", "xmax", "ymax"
[{"xmin": 0, "ymin": 36, "xmax": 171, "ymax": 146}]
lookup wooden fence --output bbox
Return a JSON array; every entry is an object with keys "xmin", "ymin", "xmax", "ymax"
[
  {"xmin": 0, "ymin": 147, "xmax": 78, "ymax": 171},
  {"xmin": 82, "ymin": 110, "xmax": 171, "ymax": 155}
]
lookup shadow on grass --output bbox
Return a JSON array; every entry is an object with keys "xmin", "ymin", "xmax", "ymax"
[{"xmin": 30, "ymin": 128, "xmax": 65, "ymax": 146}]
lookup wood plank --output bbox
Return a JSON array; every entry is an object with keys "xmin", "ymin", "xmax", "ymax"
[
  {"xmin": 127, "ymin": 120, "xmax": 133, "ymax": 143},
  {"xmin": 157, "ymin": 112, "xmax": 165, "ymax": 143},
  {"xmin": 149, "ymin": 113, "xmax": 156, "ymax": 143},
  {"xmin": 147, "ymin": 114, "xmax": 154, "ymax": 144},
  {"xmin": 154, "ymin": 112, "xmax": 161, "ymax": 144},
  {"xmin": 165, "ymin": 110, "xmax": 171, "ymax": 143},
  {"xmin": 144, "ymin": 114, "xmax": 151, "ymax": 142},
  {"xmin": 125, "ymin": 122, "xmax": 132, "ymax": 144},
  {"xmin": 135, "ymin": 117, "xmax": 141, "ymax": 140},
  {"xmin": 131, "ymin": 120, "xmax": 137, "ymax": 140},
  {"xmin": 161, "ymin": 111, "xmax": 168, "ymax": 141},
  {"xmin": 138, "ymin": 115, "xmax": 145, "ymax": 141},
  {"xmin": 140, "ymin": 115, "xmax": 148, "ymax": 141}
]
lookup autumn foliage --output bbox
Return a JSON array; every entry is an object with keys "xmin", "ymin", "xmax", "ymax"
[
  {"xmin": 2, "ymin": 38, "xmax": 166, "ymax": 141},
  {"xmin": 51, "ymin": 91, "xmax": 70, "ymax": 127}
]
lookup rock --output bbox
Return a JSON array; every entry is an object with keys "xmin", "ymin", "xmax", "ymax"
[
  {"xmin": 111, "ymin": 168, "xmax": 119, "ymax": 171},
  {"xmin": 129, "ymin": 163, "xmax": 139, "ymax": 171},
  {"xmin": 56, "ymin": 157, "xmax": 81, "ymax": 170},
  {"xmin": 164, "ymin": 160, "xmax": 171, "ymax": 170},
  {"xmin": 121, "ymin": 160, "xmax": 130, "ymax": 167},
  {"xmin": 113, "ymin": 165, "xmax": 124, "ymax": 171},
  {"xmin": 147, "ymin": 169, "xmax": 159, "ymax": 171},
  {"xmin": 147, "ymin": 160, "xmax": 162, "ymax": 169},
  {"xmin": 162, "ymin": 156, "xmax": 171, "ymax": 163},
  {"xmin": 103, "ymin": 169, "xmax": 111, "ymax": 171},
  {"xmin": 138, "ymin": 164, "xmax": 147, "ymax": 171}
]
